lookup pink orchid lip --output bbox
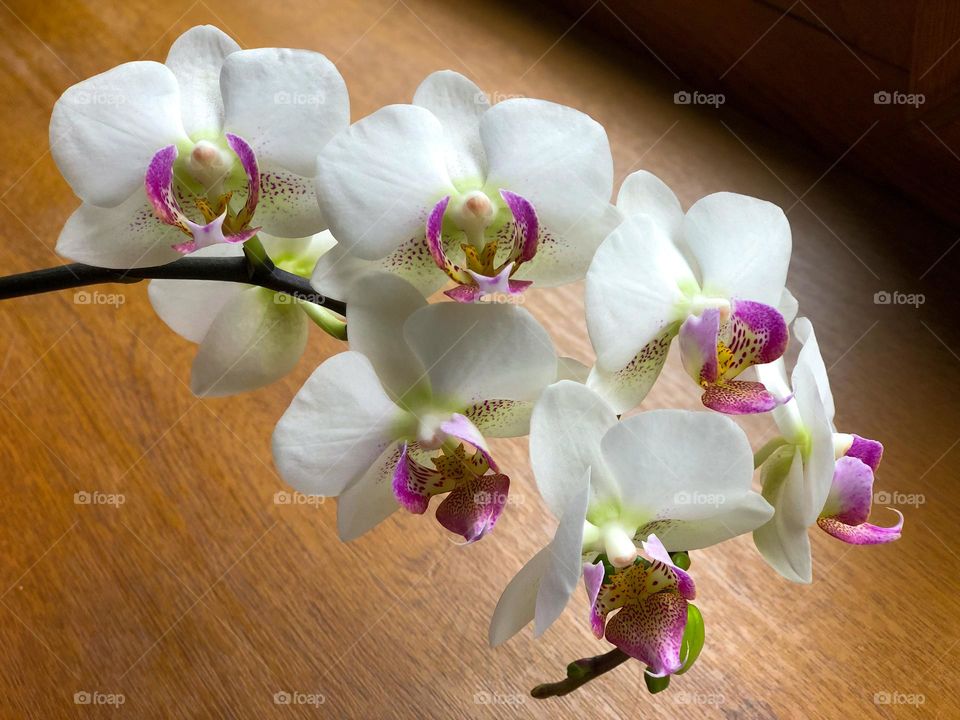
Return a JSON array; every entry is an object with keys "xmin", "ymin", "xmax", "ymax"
[
  {"xmin": 584, "ymin": 534, "xmax": 694, "ymax": 677},
  {"xmin": 678, "ymin": 299, "xmax": 788, "ymax": 415},
  {"xmin": 426, "ymin": 189, "xmax": 539, "ymax": 303},
  {"xmin": 817, "ymin": 449, "xmax": 903, "ymax": 545},
  {"xmin": 144, "ymin": 133, "xmax": 261, "ymax": 254}
]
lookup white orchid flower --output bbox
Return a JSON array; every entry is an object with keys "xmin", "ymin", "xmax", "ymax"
[
  {"xmin": 148, "ymin": 232, "xmax": 336, "ymax": 396},
  {"xmin": 311, "ymin": 70, "xmax": 618, "ymax": 302},
  {"xmin": 272, "ymin": 274, "xmax": 557, "ymax": 543},
  {"xmin": 585, "ymin": 171, "xmax": 796, "ymax": 415},
  {"xmin": 490, "ymin": 381, "xmax": 772, "ymax": 673},
  {"xmin": 51, "ymin": 25, "xmax": 348, "ymax": 268},
  {"xmin": 752, "ymin": 318, "xmax": 902, "ymax": 583}
]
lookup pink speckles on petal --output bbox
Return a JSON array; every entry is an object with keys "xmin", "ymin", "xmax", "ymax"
[
  {"xmin": 641, "ymin": 534, "xmax": 696, "ymax": 601},
  {"xmin": 723, "ymin": 299, "xmax": 788, "ymax": 378},
  {"xmin": 817, "ymin": 510, "xmax": 903, "ymax": 545},
  {"xmin": 226, "ymin": 133, "xmax": 260, "ymax": 223},
  {"xmin": 701, "ymin": 379, "xmax": 778, "ymax": 415},
  {"xmin": 439, "ymin": 413, "xmax": 499, "ymax": 472},
  {"xmin": 443, "ymin": 284, "xmax": 484, "ymax": 303},
  {"xmin": 145, "ymin": 145, "xmax": 188, "ymax": 231},
  {"xmin": 604, "ymin": 592, "xmax": 688, "ymax": 677},
  {"xmin": 499, "ymin": 189, "xmax": 539, "ymax": 263},
  {"xmin": 391, "ymin": 443, "xmax": 425, "ymax": 513},
  {"xmin": 679, "ymin": 309, "xmax": 720, "ymax": 385},
  {"xmin": 391, "ymin": 442, "xmax": 451, "ymax": 514},
  {"xmin": 846, "ymin": 434, "xmax": 884, "ymax": 473},
  {"xmin": 435, "ymin": 472, "xmax": 510, "ymax": 543},
  {"xmin": 426, "ymin": 195, "xmax": 451, "ymax": 271}
]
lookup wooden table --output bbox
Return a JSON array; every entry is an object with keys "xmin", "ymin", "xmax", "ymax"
[{"xmin": 1, "ymin": 1, "xmax": 957, "ymax": 717}]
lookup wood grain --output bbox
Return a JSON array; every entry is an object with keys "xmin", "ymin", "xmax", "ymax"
[{"xmin": 0, "ymin": 1, "xmax": 958, "ymax": 718}]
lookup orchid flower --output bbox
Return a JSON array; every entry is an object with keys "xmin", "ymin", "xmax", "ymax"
[
  {"xmin": 272, "ymin": 274, "xmax": 557, "ymax": 543},
  {"xmin": 583, "ymin": 534, "xmax": 696, "ymax": 677},
  {"xmin": 489, "ymin": 380, "xmax": 772, "ymax": 669},
  {"xmin": 310, "ymin": 70, "xmax": 618, "ymax": 302},
  {"xmin": 585, "ymin": 171, "xmax": 796, "ymax": 415},
  {"xmin": 148, "ymin": 232, "xmax": 336, "ymax": 396},
  {"xmin": 752, "ymin": 318, "xmax": 903, "ymax": 583},
  {"xmin": 51, "ymin": 25, "xmax": 348, "ymax": 268}
]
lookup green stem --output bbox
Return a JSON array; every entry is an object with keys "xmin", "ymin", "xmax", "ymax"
[
  {"xmin": 753, "ymin": 437, "xmax": 788, "ymax": 468},
  {"xmin": 531, "ymin": 649, "xmax": 631, "ymax": 699},
  {"xmin": 300, "ymin": 301, "xmax": 348, "ymax": 340}
]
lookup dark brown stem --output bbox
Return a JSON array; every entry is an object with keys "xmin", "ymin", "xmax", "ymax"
[
  {"xmin": 0, "ymin": 257, "xmax": 346, "ymax": 316},
  {"xmin": 531, "ymin": 648, "xmax": 631, "ymax": 699}
]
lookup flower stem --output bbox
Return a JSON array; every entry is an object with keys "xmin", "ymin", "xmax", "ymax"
[
  {"xmin": 0, "ymin": 257, "xmax": 346, "ymax": 316},
  {"xmin": 530, "ymin": 648, "xmax": 631, "ymax": 699}
]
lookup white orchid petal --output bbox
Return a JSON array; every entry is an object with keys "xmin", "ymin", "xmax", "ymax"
[
  {"xmin": 311, "ymin": 238, "xmax": 446, "ymax": 300},
  {"xmin": 646, "ymin": 492, "xmax": 774, "ymax": 551},
  {"xmin": 337, "ymin": 443, "xmax": 402, "ymax": 541},
  {"xmin": 556, "ymin": 356, "xmax": 590, "ymax": 384},
  {"xmin": 512, "ymin": 203, "xmax": 621, "ymax": 287},
  {"xmin": 530, "ymin": 381, "xmax": 617, "ymax": 518},
  {"xmin": 403, "ymin": 303, "xmax": 556, "ymax": 406},
  {"xmin": 345, "ymin": 273, "xmax": 428, "ymax": 402},
  {"xmin": 753, "ymin": 445, "xmax": 813, "ymax": 583},
  {"xmin": 272, "ymin": 351, "xmax": 402, "ymax": 497},
  {"xmin": 793, "ymin": 317, "xmax": 835, "ymax": 424},
  {"xmin": 51, "ymin": 61, "xmax": 188, "ymax": 207},
  {"xmin": 148, "ymin": 244, "xmax": 245, "ymax": 343},
  {"xmin": 260, "ymin": 230, "xmax": 336, "ymax": 270},
  {"xmin": 315, "ymin": 104, "xmax": 455, "ymax": 260},
  {"xmin": 616, "ymin": 170, "xmax": 683, "ymax": 237},
  {"xmin": 56, "ymin": 188, "xmax": 184, "ymax": 268},
  {"xmin": 601, "ymin": 409, "xmax": 757, "ymax": 528},
  {"xmin": 190, "ymin": 286, "xmax": 307, "ymax": 397},
  {"xmin": 413, "ymin": 70, "xmax": 488, "ymax": 182},
  {"xmin": 682, "ymin": 192, "xmax": 791, "ymax": 307},
  {"xmin": 221, "ymin": 48, "xmax": 349, "ymax": 177},
  {"xmin": 535, "ymin": 477, "xmax": 592, "ymax": 636},
  {"xmin": 463, "ymin": 399, "xmax": 533, "ymax": 438},
  {"xmin": 164, "ymin": 25, "xmax": 239, "ymax": 138},
  {"xmin": 481, "ymin": 98, "xmax": 613, "ymax": 238},
  {"xmin": 586, "ymin": 325, "xmax": 676, "ymax": 414},
  {"xmin": 586, "ymin": 214, "xmax": 694, "ymax": 370},
  {"xmin": 792, "ymin": 362, "xmax": 836, "ymax": 522},
  {"xmin": 779, "ymin": 287, "xmax": 799, "ymax": 324},
  {"xmin": 250, "ymin": 165, "xmax": 327, "ymax": 237},
  {"xmin": 489, "ymin": 546, "xmax": 552, "ymax": 646}
]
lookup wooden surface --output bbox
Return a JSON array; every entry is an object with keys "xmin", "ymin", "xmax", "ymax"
[
  {"xmin": 554, "ymin": 0, "xmax": 960, "ymax": 227},
  {"xmin": 1, "ymin": 1, "xmax": 958, "ymax": 718}
]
